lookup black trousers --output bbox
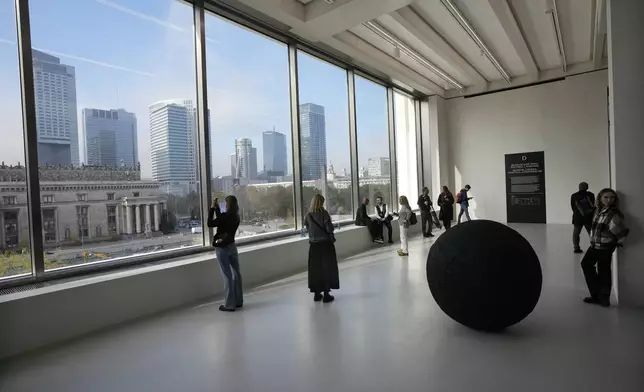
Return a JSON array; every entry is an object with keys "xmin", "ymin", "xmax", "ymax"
[
  {"xmin": 366, "ymin": 220, "xmax": 381, "ymax": 241},
  {"xmin": 442, "ymin": 219, "xmax": 452, "ymax": 230},
  {"xmin": 581, "ymin": 247, "xmax": 614, "ymax": 301},
  {"xmin": 378, "ymin": 220, "xmax": 393, "ymax": 242},
  {"xmin": 573, "ymin": 222, "xmax": 592, "ymax": 249},
  {"xmin": 421, "ymin": 211, "xmax": 432, "ymax": 235}
]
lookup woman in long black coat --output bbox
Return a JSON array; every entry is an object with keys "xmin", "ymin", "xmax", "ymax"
[
  {"xmin": 304, "ymin": 194, "xmax": 340, "ymax": 303},
  {"xmin": 437, "ymin": 185, "xmax": 455, "ymax": 229}
]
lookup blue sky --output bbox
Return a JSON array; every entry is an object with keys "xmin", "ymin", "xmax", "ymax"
[{"xmin": 0, "ymin": 0, "xmax": 389, "ymax": 178}]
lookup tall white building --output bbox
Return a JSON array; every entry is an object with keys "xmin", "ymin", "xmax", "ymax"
[
  {"xmin": 367, "ymin": 157, "xmax": 390, "ymax": 177},
  {"xmin": 82, "ymin": 108, "xmax": 138, "ymax": 167},
  {"xmin": 32, "ymin": 49, "xmax": 79, "ymax": 165},
  {"xmin": 232, "ymin": 138, "xmax": 257, "ymax": 180},
  {"xmin": 149, "ymin": 100, "xmax": 197, "ymax": 195}
]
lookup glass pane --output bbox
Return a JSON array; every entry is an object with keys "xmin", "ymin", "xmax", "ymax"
[
  {"xmin": 205, "ymin": 13, "xmax": 294, "ymax": 238},
  {"xmin": 394, "ymin": 92, "xmax": 419, "ymax": 207},
  {"xmin": 0, "ymin": 0, "xmax": 32, "ymax": 279},
  {"xmin": 27, "ymin": 0, "xmax": 202, "ymax": 272},
  {"xmin": 355, "ymin": 76, "xmax": 391, "ymax": 214},
  {"xmin": 297, "ymin": 52, "xmax": 352, "ymax": 222}
]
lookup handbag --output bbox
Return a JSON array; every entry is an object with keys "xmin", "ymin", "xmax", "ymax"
[{"xmin": 308, "ymin": 213, "xmax": 336, "ymax": 243}]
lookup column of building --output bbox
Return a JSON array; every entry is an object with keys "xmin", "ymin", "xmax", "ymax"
[
  {"xmin": 607, "ymin": 0, "xmax": 644, "ymax": 306},
  {"xmin": 121, "ymin": 203, "xmax": 164, "ymax": 235}
]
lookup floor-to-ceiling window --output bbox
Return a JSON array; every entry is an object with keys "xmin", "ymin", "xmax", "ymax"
[
  {"xmin": 394, "ymin": 92, "xmax": 419, "ymax": 207},
  {"xmin": 355, "ymin": 76, "xmax": 391, "ymax": 211},
  {"xmin": 27, "ymin": 0, "xmax": 201, "ymax": 272},
  {"xmin": 0, "ymin": 0, "xmax": 32, "ymax": 278},
  {"xmin": 205, "ymin": 12, "xmax": 294, "ymax": 237},
  {"xmin": 297, "ymin": 52, "xmax": 353, "ymax": 222}
]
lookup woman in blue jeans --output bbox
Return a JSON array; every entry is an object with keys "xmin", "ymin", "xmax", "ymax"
[{"xmin": 208, "ymin": 196, "xmax": 242, "ymax": 312}]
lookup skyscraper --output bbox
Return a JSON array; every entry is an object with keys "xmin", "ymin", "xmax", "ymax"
[
  {"xmin": 232, "ymin": 138, "xmax": 257, "ymax": 180},
  {"xmin": 262, "ymin": 130, "xmax": 287, "ymax": 177},
  {"xmin": 32, "ymin": 49, "xmax": 79, "ymax": 165},
  {"xmin": 367, "ymin": 157, "xmax": 390, "ymax": 177},
  {"xmin": 82, "ymin": 108, "xmax": 138, "ymax": 167},
  {"xmin": 149, "ymin": 100, "xmax": 197, "ymax": 191},
  {"xmin": 299, "ymin": 103, "xmax": 326, "ymax": 181}
]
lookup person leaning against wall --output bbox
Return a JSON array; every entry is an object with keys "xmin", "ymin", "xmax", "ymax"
[
  {"xmin": 580, "ymin": 188, "xmax": 629, "ymax": 308},
  {"xmin": 571, "ymin": 182, "xmax": 595, "ymax": 253},
  {"xmin": 208, "ymin": 195, "xmax": 242, "ymax": 312},
  {"xmin": 305, "ymin": 194, "xmax": 340, "ymax": 303}
]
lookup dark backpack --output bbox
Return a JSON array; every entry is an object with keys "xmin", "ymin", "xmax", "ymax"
[{"xmin": 410, "ymin": 212, "xmax": 418, "ymax": 225}]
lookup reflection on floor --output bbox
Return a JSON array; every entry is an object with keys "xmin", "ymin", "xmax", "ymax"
[{"xmin": 1, "ymin": 224, "xmax": 643, "ymax": 392}]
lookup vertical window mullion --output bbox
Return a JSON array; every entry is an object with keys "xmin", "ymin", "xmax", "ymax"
[{"xmin": 15, "ymin": 0, "xmax": 45, "ymax": 276}]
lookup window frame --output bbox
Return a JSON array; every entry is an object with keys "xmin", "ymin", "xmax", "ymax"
[{"xmin": 0, "ymin": 0, "xmax": 423, "ymax": 290}]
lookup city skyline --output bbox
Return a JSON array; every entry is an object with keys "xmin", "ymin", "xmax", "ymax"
[{"xmin": 0, "ymin": 0, "xmax": 389, "ymax": 179}]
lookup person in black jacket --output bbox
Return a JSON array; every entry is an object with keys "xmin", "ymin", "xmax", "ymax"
[
  {"xmin": 437, "ymin": 185, "xmax": 455, "ymax": 229},
  {"xmin": 417, "ymin": 187, "xmax": 434, "ymax": 237},
  {"xmin": 208, "ymin": 196, "xmax": 242, "ymax": 312},
  {"xmin": 355, "ymin": 198, "xmax": 383, "ymax": 243},
  {"xmin": 375, "ymin": 196, "xmax": 393, "ymax": 244},
  {"xmin": 571, "ymin": 182, "xmax": 596, "ymax": 253}
]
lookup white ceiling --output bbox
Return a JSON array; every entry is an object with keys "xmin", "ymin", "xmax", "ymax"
[{"xmin": 227, "ymin": 0, "xmax": 608, "ymax": 97}]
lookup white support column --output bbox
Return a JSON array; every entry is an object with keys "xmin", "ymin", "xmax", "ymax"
[
  {"xmin": 126, "ymin": 205, "xmax": 133, "ymax": 235},
  {"xmin": 135, "ymin": 205, "xmax": 141, "ymax": 234},
  {"xmin": 144, "ymin": 204, "xmax": 151, "ymax": 233},
  {"xmin": 607, "ymin": 0, "xmax": 644, "ymax": 306},
  {"xmin": 428, "ymin": 95, "xmax": 451, "ymax": 197},
  {"xmin": 153, "ymin": 203, "xmax": 160, "ymax": 232}
]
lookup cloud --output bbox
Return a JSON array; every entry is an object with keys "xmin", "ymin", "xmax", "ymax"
[
  {"xmin": 94, "ymin": 0, "xmax": 186, "ymax": 32},
  {"xmin": 94, "ymin": 0, "xmax": 219, "ymax": 44},
  {"xmin": 1, "ymin": 37, "xmax": 155, "ymax": 77},
  {"xmin": 33, "ymin": 47, "xmax": 156, "ymax": 77}
]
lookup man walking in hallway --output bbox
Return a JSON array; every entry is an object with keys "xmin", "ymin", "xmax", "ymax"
[
  {"xmin": 457, "ymin": 184, "xmax": 472, "ymax": 224},
  {"xmin": 571, "ymin": 182, "xmax": 595, "ymax": 253},
  {"xmin": 417, "ymin": 187, "xmax": 434, "ymax": 237}
]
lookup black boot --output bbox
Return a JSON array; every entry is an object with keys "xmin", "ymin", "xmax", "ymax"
[
  {"xmin": 313, "ymin": 292, "xmax": 323, "ymax": 302},
  {"xmin": 323, "ymin": 292, "xmax": 335, "ymax": 303}
]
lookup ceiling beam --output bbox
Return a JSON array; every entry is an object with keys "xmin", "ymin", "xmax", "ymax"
[
  {"xmin": 321, "ymin": 37, "xmax": 432, "ymax": 95},
  {"xmin": 393, "ymin": 6, "xmax": 486, "ymax": 86},
  {"xmin": 592, "ymin": 0, "xmax": 607, "ymax": 68},
  {"xmin": 332, "ymin": 32, "xmax": 445, "ymax": 96},
  {"xmin": 292, "ymin": 0, "xmax": 416, "ymax": 41},
  {"xmin": 487, "ymin": 0, "xmax": 538, "ymax": 75},
  {"xmin": 440, "ymin": 0, "xmax": 511, "ymax": 83},
  {"xmin": 444, "ymin": 59, "xmax": 607, "ymax": 98}
]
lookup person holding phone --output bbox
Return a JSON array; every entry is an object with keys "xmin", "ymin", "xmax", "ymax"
[{"xmin": 208, "ymin": 195, "xmax": 242, "ymax": 312}]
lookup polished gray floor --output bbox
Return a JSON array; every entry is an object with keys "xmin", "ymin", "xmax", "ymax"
[{"xmin": 1, "ymin": 224, "xmax": 644, "ymax": 392}]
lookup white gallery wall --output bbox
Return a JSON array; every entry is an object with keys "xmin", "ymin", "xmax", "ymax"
[{"xmin": 444, "ymin": 70, "xmax": 609, "ymax": 224}]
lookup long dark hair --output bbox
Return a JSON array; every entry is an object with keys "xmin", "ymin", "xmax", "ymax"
[
  {"xmin": 596, "ymin": 188, "xmax": 620, "ymax": 211},
  {"xmin": 225, "ymin": 195, "xmax": 240, "ymax": 218},
  {"xmin": 442, "ymin": 185, "xmax": 453, "ymax": 198}
]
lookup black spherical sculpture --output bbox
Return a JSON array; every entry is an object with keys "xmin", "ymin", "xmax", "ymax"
[{"xmin": 427, "ymin": 220, "xmax": 542, "ymax": 331}]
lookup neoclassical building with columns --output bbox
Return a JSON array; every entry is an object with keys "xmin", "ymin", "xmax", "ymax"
[{"xmin": 0, "ymin": 164, "xmax": 166, "ymax": 251}]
